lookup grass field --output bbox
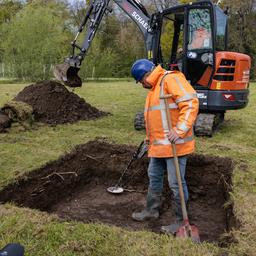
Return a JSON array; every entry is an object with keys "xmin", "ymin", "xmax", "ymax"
[{"xmin": 0, "ymin": 81, "xmax": 255, "ymax": 255}]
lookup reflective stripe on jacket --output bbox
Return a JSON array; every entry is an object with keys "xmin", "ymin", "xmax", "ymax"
[{"xmin": 144, "ymin": 65, "xmax": 199, "ymax": 158}]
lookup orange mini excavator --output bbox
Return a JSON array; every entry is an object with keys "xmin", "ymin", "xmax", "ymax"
[{"xmin": 54, "ymin": 0, "xmax": 251, "ymax": 136}]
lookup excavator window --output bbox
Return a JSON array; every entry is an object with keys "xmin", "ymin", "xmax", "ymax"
[
  {"xmin": 186, "ymin": 8, "xmax": 213, "ymax": 86},
  {"xmin": 157, "ymin": 6, "xmax": 215, "ymax": 87},
  {"xmin": 215, "ymin": 6, "xmax": 228, "ymax": 51},
  {"xmin": 159, "ymin": 12, "xmax": 184, "ymax": 70},
  {"xmin": 188, "ymin": 9, "xmax": 212, "ymax": 50}
]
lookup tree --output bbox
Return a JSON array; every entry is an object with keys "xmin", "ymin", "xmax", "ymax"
[
  {"xmin": 1, "ymin": 2, "xmax": 72, "ymax": 80},
  {"xmin": 113, "ymin": 20, "xmax": 145, "ymax": 77},
  {"xmin": 68, "ymin": 0, "xmax": 88, "ymax": 26},
  {"xmin": 152, "ymin": 0, "xmax": 179, "ymax": 11},
  {"xmin": 77, "ymin": 33, "xmax": 120, "ymax": 79},
  {"xmin": 0, "ymin": 0, "xmax": 23, "ymax": 25},
  {"xmin": 221, "ymin": 0, "xmax": 256, "ymax": 78},
  {"xmin": 0, "ymin": 0, "xmax": 23, "ymax": 64}
]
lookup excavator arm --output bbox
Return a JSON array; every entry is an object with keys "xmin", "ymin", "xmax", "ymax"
[{"xmin": 53, "ymin": 0, "xmax": 157, "ymax": 87}]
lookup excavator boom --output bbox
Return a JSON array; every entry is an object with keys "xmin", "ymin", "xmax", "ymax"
[{"xmin": 53, "ymin": 0, "xmax": 156, "ymax": 87}]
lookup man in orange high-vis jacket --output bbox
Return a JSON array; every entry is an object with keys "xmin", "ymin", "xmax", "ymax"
[{"xmin": 131, "ymin": 59, "xmax": 199, "ymax": 234}]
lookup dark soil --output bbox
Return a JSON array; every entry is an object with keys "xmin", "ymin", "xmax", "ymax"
[
  {"xmin": 0, "ymin": 140, "xmax": 235, "ymax": 243},
  {"xmin": 0, "ymin": 111, "xmax": 11, "ymax": 132},
  {"xmin": 14, "ymin": 80, "xmax": 108, "ymax": 124}
]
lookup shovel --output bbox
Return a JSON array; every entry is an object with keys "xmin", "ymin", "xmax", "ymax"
[
  {"xmin": 160, "ymin": 93, "xmax": 200, "ymax": 243},
  {"xmin": 107, "ymin": 140, "xmax": 147, "ymax": 194}
]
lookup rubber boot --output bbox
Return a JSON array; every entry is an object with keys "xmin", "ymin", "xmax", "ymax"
[
  {"xmin": 132, "ymin": 190, "xmax": 161, "ymax": 222},
  {"xmin": 161, "ymin": 201, "xmax": 184, "ymax": 235}
]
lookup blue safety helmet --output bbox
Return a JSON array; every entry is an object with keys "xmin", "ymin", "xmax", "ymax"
[{"xmin": 131, "ymin": 59, "xmax": 155, "ymax": 82}]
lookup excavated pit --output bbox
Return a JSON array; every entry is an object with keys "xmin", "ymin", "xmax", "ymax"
[{"xmin": 0, "ymin": 140, "xmax": 235, "ymax": 244}]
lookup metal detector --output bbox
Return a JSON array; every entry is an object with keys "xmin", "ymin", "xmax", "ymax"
[{"xmin": 107, "ymin": 141, "xmax": 147, "ymax": 194}]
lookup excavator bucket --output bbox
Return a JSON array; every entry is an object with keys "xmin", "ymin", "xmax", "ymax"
[{"xmin": 53, "ymin": 63, "xmax": 82, "ymax": 87}]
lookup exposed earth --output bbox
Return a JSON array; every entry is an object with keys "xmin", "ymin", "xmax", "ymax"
[
  {"xmin": 13, "ymin": 80, "xmax": 108, "ymax": 125},
  {"xmin": 0, "ymin": 111, "xmax": 11, "ymax": 132},
  {"xmin": 0, "ymin": 140, "xmax": 235, "ymax": 244}
]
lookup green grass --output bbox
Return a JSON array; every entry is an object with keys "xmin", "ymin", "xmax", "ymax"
[
  {"xmin": 0, "ymin": 82, "xmax": 147, "ymax": 186},
  {"xmin": 0, "ymin": 82, "xmax": 256, "ymax": 255}
]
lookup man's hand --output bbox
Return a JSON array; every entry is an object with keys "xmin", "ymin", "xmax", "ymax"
[{"xmin": 167, "ymin": 129, "xmax": 180, "ymax": 143}]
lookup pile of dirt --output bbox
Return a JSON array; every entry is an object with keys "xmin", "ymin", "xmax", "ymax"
[
  {"xmin": 0, "ymin": 140, "xmax": 235, "ymax": 243},
  {"xmin": 14, "ymin": 80, "xmax": 108, "ymax": 125}
]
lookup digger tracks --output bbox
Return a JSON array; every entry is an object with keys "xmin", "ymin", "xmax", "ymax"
[
  {"xmin": 194, "ymin": 113, "xmax": 225, "ymax": 137},
  {"xmin": 134, "ymin": 111, "xmax": 145, "ymax": 130}
]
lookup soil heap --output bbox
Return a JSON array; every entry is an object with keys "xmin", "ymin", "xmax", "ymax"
[{"xmin": 14, "ymin": 80, "xmax": 107, "ymax": 125}]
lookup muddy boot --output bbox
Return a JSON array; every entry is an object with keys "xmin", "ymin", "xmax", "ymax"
[
  {"xmin": 132, "ymin": 190, "xmax": 161, "ymax": 222},
  {"xmin": 161, "ymin": 201, "xmax": 184, "ymax": 235},
  {"xmin": 161, "ymin": 220, "xmax": 183, "ymax": 235}
]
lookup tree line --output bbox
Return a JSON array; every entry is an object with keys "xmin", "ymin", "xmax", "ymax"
[{"xmin": 0, "ymin": 0, "xmax": 255, "ymax": 81}]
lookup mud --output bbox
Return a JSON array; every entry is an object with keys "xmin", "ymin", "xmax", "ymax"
[
  {"xmin": 14, "ymin": 80, "xmax": 108, "ymax": 124},
  {"xmin": 0, "ymin": 140, "xmax": 234, "ymax": 243},
  {"xmin": 0, "ymin": 111, "xmax": 11, "ymax": 132}
]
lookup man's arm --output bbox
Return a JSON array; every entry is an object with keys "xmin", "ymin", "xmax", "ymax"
[{"xmin": 166, "ymin": 73, "xmax": 199, "ymax": 139}]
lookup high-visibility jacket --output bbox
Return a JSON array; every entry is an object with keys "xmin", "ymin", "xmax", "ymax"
[{"xmin": 144, "ymin": 65, "xmax": 199, "ymax": 158}]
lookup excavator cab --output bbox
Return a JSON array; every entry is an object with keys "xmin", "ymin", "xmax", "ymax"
[
  {"xmin": 154, "ymin": 1, "xmax": 250, "ymax": 107},
  {"xmin": 154, "ymin": 2, "xmax": 215, "ymax": 87},
  {"xmin": 153, "ymin": 1, "xmax": 250, "ymax": 135}
]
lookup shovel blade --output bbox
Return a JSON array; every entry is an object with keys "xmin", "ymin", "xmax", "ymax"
[
  {"xmin": 53, "ymin": 63, "xmax": 82, "ymax": 87},
  {"xmin": 176, "ymin": 224, "xmax": 200, "ymax": 243}
]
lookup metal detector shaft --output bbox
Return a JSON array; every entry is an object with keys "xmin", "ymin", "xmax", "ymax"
[
  {"xmin": 114, "ymin": 140, "xmax": 146, "ymax": 188},
  {"xmin": 114, "ymin": 156, "xmax": 136, "ymax": 188}
]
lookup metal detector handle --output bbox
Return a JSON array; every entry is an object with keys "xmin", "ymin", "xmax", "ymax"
[
  {"xmin": 135, "ymin": 140, "xmax": 148, "ymax": 159},
  {"xmin": 160, "ymin": 94, "xmax": 189, "ymax": 221}
]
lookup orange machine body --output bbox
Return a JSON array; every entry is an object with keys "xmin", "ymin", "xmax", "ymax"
[{"xmin": 198, "ymin": 52, "xmax": 251, "ymax": 90}]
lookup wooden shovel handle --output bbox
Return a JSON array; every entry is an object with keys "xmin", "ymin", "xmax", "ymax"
[{"xmin": 162, "ymin": 95, "xmax": 188, "ymax": 221}]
